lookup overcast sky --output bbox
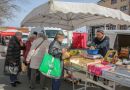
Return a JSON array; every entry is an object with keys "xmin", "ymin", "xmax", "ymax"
[{"xmin": 3, "ymin": 0, "xmax": 99, "ymax": 27}]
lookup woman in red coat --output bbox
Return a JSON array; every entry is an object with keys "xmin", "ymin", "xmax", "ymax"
[{"xmin": 23, "ymin": 35, "xmax": 37, "ymax": 80}]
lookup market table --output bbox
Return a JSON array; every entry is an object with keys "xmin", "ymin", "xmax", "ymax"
[
  {"xmin": 64, "ymin": 55, "xmax": 103, "ymax": 90},
  {"xmin": 66, "ymin": 56, "xmax": 130, "ymax": 90},
  {"xmin": 85, "ymin": 68, "xmax": 130, "ymax": 90}
]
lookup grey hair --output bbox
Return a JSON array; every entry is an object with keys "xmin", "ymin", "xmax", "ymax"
[
  {"xmin": 28, "ymin": 34, "xmax": 36, "ymax": 39},
  {"xmin": 38, "ymin": 33, "xmax": 47, "ymax": 40},
  {"xmin": 15, "ymin": 32, "xmax": 22, "ymax": 36}
]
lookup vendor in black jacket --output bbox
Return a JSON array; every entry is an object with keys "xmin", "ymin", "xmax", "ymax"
[{"xmin": 91, "ymin": 29, "xmax": 110, "ymax": 57}]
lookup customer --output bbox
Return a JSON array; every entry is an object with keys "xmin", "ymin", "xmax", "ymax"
[
  {"xmin": 23, "ymin": 34, "xmax": 37, "ymax": 81},
  {"xmin": 5, "ymin": 32, "xmax": 24, "ymax": 87},
  {"xmin": 48, "ymin": 31, "xmax": 66, "ymax": 90},
  {"xmin": 26, "ymin": 33, "xmax": 50, "ymax": 90},
  {"xmin": 23, "ymin": 35, "xmax": 37, "ymax": 61},
  {"xmin": 91, "ymin": 29, "xmax": 109, "ymax": 57}
]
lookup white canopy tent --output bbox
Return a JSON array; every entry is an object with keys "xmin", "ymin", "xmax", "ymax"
[{"xmin": 21, "ymin": 1, "xmax": 130, "ymax": 30}]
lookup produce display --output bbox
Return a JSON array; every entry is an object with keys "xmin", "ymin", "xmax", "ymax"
[
  {"xmin": 119, "ymin": 47, "xmax": 129, "ymax": 59},
  {"xmin": 62, "ymin": 44, "xmax": 130, "ymax": 90}
]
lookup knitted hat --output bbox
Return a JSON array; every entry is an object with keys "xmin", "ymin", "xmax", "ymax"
[
  {"xmin": 96, "ymin": 29, "xmax": 104, "ymax": 34},
  {"xmin": 56, "ymin": 31, "xmax": 64, "ymax": 36}
]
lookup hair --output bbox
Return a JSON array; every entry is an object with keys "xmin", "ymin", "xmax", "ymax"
[
  {"xmin": 54, "ymin": 33, "xmax": 64, "ymax": 40},
  {"xmin": 15, "ymin": 32, "xmax": 22, "ymax": 36},
  {"xmin": 28, "ymin": 34, "xmax": 36, "ymax": 40},
  {"xmin": 37, "ymin": 33, "xmax": 47, "ymax": 40},
  {"xmin": 96, "ymin": 29, "xmax": 104, "ymax": 34},
  {"xmin": 33, "ymin": 31, "xmax": 37, "ymax": 36}
]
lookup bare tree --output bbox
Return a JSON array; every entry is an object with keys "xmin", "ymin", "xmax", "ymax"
[{"xmin": 0, "ymin": 0, "xmax": 23, "ymax": 24}]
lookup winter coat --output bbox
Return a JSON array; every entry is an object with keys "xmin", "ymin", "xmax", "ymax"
[
  {"xmin": 48, "ymin": 40, "xmax": 64, "ymax": 77},
  {"xmin": 92, "ymin": 36, "xmax": 109, "ymax": 57},
  {"xmin": 23, "ymin": 40, "xmax": 32, "ymax": 60},
  {"xmin": 48, "ymin": 40, "xmax": 63, "ymax": 60},
  {"xmin": 26, "ymin": 37, "xmax": 50, "ymax": 69},
  {"xmin": 5, "ymin": 36, "xmax": 24, "ymax": 72},
  {"xmin": 5, "ymin": 36, "xmax": 23, "ymax": 65}
]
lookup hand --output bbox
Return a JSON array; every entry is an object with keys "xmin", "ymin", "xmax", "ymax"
[
  {"xmin": 26, "ymin": 61, "xmax": 30, "ymax": 64},
  {"xmin": 20, "ymin": 41, "xmax": 24, "ymax": 46},
  {"xmin": 89, "ymin": 46, "xmax": 96, "ymax": 50},
  {"xmin": 62, "ymin": 48, "xmax": 67, "ymax": 54}
]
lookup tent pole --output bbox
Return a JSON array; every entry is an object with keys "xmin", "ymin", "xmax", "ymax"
[
  {"xmin": 104, "ymin": 24, "xmax": 106, "ymax": 30},
  {"xmin": 115, "ymin": 24, "xmax": 117, "ymax": 30}
]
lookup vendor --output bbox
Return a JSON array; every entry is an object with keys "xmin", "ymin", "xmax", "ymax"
[{"xmin": 91, "ymin": 29, "xmax": 110, "ymax": 56}]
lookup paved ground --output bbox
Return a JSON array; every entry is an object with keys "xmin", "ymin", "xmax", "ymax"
[{"xmin": 0, "ymin": 57, "xmax": 130, "ymax": 90}]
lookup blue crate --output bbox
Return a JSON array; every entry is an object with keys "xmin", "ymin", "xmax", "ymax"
[{"xmin": 87, "ymin": 49, "xmax": 99, "ymax": 55}]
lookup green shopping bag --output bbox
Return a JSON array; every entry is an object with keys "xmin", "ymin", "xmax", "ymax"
[{"xmin": 39, "ymin": 53, "xmax": 62, "ymax": 79}]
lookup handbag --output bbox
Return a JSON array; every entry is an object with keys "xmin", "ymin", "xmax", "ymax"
[
  {"xmin": 4, "ymin": 63, "xmax": 19, "ymax": 75},
  {"xmin": 39, "ymin": 53, "xmax": 62, "ymax": 79}
]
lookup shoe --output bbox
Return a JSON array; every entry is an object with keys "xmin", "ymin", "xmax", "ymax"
[
  {"xmin": 15, "ymin": 81, "xmax": 21, "ymax": 84},
  {"xmin": 42, "ymin": 87, "xmax": 48, "ymax": 90},
  {"xmin": 29, "ymin": 86, "xmax": 35, "ymax": 90},
  {"xmin": 11, "ymin": 83, "xmax": 16, "ymax": 87}
]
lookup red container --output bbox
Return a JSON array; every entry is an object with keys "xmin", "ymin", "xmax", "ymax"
[{"xmin": 72, "ymin": 32, "xmax": 88, "ymax": 49}]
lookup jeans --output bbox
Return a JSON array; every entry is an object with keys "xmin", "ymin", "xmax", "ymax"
[
  {"xmin": 52, "ymin": 79, "xmax": 61, "ymax": 90},
  {"xmin": 30, "ymin": 69, "xmax": 47, "ymax": 88},
  {"xmin": 10, "ymin": 74, "xmax": 17, "ymax": 83}
]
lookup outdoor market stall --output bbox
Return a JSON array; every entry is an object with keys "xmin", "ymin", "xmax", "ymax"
[{"xmin": 21, "ymin": 1, "xmax": 130, "ymax": 90}]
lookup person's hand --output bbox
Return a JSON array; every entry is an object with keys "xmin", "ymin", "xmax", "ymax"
[
  {"xmin": 26, "ymin": 61, "xmax": 30, "ymax": 64},
  {"xmin": 62, "ymin": 48, "xmax": 67, "ymax": 54},
  {"xmin": 89, "ymin": 46, "xmax": 96, "ymax": 50},
  {"xmin": 20, "ymin": 40, "xmax": 24, "ymax": 46}
]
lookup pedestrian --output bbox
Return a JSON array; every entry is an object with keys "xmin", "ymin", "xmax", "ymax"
[
  {"xmin": 26, "ymin": 33, "xmax": 50, "ymax": 90},
  {"xmin": 5, "ymin": 32, "xmax": 25, "ymax": 87},
  {"xmin": 91, "ymin": 29, "xmax": 110, "ymax": 57},
  {"xmin": 23, "ymin": 34, "xmax": 37, "ymax": 80},
  {"xmin": 48, "ymin": 31, "xmax": 66, "ymax": 90}
]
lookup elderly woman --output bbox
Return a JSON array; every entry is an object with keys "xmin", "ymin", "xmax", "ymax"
[
  {"xmin": 5, "ymin": 32, "xmax": 24, "ymax": 87},
  {"xmin": 48, "ymin": 32, "xmax": 66, "ymax": 90},
  {"xmin": 23, "ymin": 34, "xmax": 37, "ymax": 81},
  {"xmin": 26, "ymin": 33, "xmax": 50, "ymax": 90}
]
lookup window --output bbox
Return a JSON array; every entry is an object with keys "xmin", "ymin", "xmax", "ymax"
[
  {"xmin": 121, "ymin": 0, "xmax": 126, "ymax": 2},
  {"xmin": 120, "ymin": 25, "xmax": 127, "ymax": 30},
  {"xmin": 120, "ymin": 5, "xmax": 128, "ymax": 11},
  {"xmin": 111, "ymin": 0, "xmax": 117, "ymax": 4},
  {"xmin": 45, "ymin": 30, "xmax": 63, "ymax": 38}
]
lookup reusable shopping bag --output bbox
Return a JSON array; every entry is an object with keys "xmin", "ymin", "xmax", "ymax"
[{"xmin": 39, "ymin": 53, "xmax": 62, "ymax": 79}]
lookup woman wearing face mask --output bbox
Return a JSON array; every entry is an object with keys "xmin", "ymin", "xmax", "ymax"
[{"xmin": 48, "ymin": 31, "xmax": 66, "ymax": 90}]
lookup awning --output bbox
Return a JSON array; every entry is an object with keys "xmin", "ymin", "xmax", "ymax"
[{"xmin": 21, "ymin": 1, "xmax": 130, "ymax": 30}]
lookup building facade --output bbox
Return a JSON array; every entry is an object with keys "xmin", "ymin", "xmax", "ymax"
[
  {"xmin": 97, "ymin": 0, "xmax": 130, "ymax": 30},
  {"xmin": 98, "ymin": 0, "xmax": 130, "ymax": 15}
]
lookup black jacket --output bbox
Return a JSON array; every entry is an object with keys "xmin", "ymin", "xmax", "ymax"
[
  {"xmin": 92, "ymin": 36, "xmax": 109, "ymax": 57},
  {"xmin": 5, "ymin": 36, "xmax": 23, "ymax": 65}
]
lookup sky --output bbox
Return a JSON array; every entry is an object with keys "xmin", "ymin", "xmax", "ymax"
[{"xmin": 3, "ymin": 0, "xmax": 99, "ymax": 27}]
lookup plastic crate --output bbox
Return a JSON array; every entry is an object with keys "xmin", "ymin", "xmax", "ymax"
[{"xmin": 87, "ymin": 49, "xmax": 99, "ymax": 55}]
